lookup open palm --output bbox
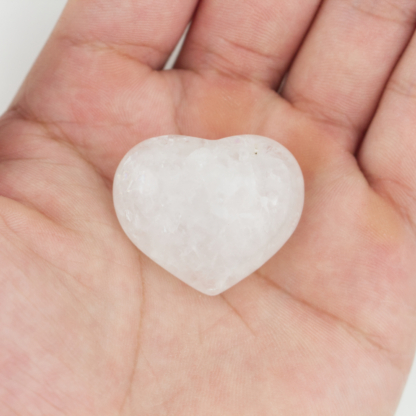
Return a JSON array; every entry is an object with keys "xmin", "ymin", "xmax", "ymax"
[{"xmin": 2, "ymin": 0, "xmax": 416, "ymax": 414}]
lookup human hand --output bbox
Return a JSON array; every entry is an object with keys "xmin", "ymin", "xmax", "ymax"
[{"xmin": 1, "ymin": 0, "xmax": 416, "ymax": 414}]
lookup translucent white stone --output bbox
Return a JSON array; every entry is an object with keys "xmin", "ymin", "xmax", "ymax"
[{"xmin": 113, "ymin": 135, "xmax": 304, "ymax": 295}]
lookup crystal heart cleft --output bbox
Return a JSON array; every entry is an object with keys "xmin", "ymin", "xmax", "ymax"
[{"xmin": 113, "ymin": 135, "xmax": 304, "ymax": 296}]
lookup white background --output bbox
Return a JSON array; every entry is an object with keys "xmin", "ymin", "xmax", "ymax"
[{"xmin": 0, "ymin": 1, "xmax": 415, "ymax": 414}]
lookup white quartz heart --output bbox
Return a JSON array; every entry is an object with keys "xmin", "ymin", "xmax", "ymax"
[{"xmin": 113, "ymin": 135, "xmax": 304, "ymax": 295}]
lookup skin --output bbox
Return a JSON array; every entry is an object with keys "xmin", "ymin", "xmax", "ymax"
[{"xmin": 1, "ymin": 0, "xmax": 416, "ymax": 414}]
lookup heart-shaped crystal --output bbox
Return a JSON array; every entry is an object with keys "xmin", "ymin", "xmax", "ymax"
[{"xmin": 113, "ymin": 135, "xmax": 304, "ymax": 295}]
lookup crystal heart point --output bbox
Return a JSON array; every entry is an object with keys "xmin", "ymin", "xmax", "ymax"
[{"xmin": 113, "ymin": 135, "xmax": 304, "ymax": 295}]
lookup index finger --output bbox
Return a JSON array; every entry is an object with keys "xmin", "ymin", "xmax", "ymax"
[{"xmin": 49, "ymin": 0, "xmax": 199, "ymax": 69}]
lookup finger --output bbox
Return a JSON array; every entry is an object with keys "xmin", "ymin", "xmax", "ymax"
[
  {"xmin": 8, "ymin": 0, "xmax": 200, "ymax": 180},
  {"xmin": 54, "ymin": 0, "xmax": 199, "ymax": 69},
  {"xmin": 358, "ymin": 31, "xmax": 416, "ymax": 227},
  {"xmin": 175, "ymin": 0, "xmax": 321, "ymax": 88},
  {"xmin": 282, "ymin": 0, "xmax": 416, "ymax": 151}
]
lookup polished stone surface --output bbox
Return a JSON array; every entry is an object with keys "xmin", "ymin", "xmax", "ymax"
[{"xmin": 113, "ymin": 135, "xmax": 304, "ymax": 295}]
